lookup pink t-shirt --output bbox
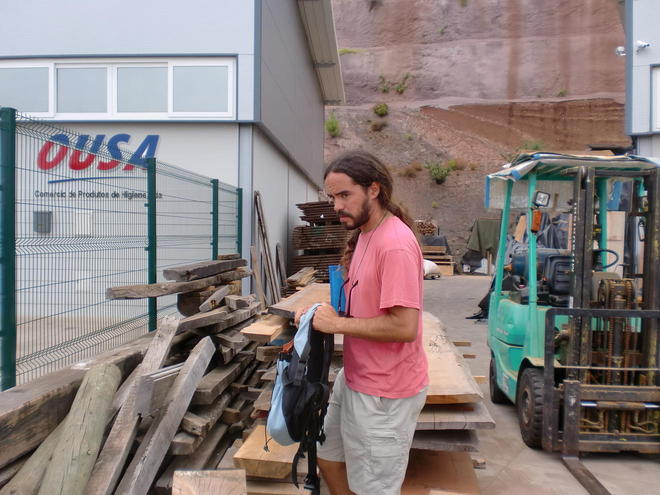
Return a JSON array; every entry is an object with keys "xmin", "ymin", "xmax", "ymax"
[{"xmin": 342, "ymin": 215, "xmax": 429, "ymax": 399}]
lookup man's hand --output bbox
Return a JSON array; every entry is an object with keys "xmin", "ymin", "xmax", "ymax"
[{"xmin": 294, "ymin": 303, "xmax": 341, "ymax": 335}]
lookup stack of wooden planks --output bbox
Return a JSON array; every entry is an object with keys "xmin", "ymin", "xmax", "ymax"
[
  {"xmin": 0, "ymin": 256, "xmax": 279, "ymax": 495},
  {"xmin": 422, "ymin": 244, "xmax": 456, "ymax": 276},
  {"xmin": 415, "ymin": 220, "xmax": 438, "ymax": 236},
  {"xmin": 290, "ymin": 201, "xmax": 346, "ymax": 282},
  {"xmin": 217, "ymin": 284, "xmax": 491, "ymax": 494}
]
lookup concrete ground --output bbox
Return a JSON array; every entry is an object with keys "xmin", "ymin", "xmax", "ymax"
[{"xmin": 423, "ymin": 275, "xmax": 659, "ymax": 495}]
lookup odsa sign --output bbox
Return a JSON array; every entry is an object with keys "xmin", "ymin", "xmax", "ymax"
[{"xmin": 37, "ymin": 133, "xmax": 159, "ymax": 172}]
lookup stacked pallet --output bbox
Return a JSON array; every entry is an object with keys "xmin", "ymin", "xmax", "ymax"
[
  {"xmin": 290, "ymin": 201, "xmax": 347, "ymax": 282},
  {"xmin": 221, "ymin": 284, "xmax": 492, "ymax": 494},
  {"xmin": 415, "ymin": 220, "xmax": 438, "ymax": 236},
  {"xmin": 423, "ymin": 244, "xmax": 456, "ymax": 276},
  {"xmin": 0, "ymin": 256, "xmax": 277, "ymax": 495}
]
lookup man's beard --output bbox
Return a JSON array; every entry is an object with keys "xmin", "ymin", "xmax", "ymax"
[{"xmin": 339, "ymin": 198, "xmax": 371, "ymax": 230}]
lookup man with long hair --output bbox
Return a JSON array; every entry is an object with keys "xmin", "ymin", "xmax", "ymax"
[{"xmin": 295, "ymin": 151, "xmax": 429, "ymax": 495}]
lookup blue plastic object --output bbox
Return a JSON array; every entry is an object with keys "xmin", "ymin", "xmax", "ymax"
[{"xmin": 328, "ymin": 264, "xmax": 346, "ymax": 313}]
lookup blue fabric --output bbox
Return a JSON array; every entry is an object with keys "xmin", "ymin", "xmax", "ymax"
[{"xmin": 267, "ymin": 303, "xmax": 322, "ymax": 446}]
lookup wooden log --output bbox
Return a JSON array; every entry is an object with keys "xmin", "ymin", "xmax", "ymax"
[
  {"xmin": 267, "ymin": 283, "xmax": 330, "ymax": 319},
  {"xmin": 114, "ymin": 337, "xmax": 215, "ymax": 495},
  {"xmin": 172, "ymin": 468, "xmax": 246, "ymax": 495},
  {"xmin": 0, "ymin": 332, "xmax": 150, "ymax": 470},
  {"xmin": 178, "ymin": 288, "xmax": 216, "ymax": 317},
  {"xmin": 163, "ymin": 258, "xmax": 247, "ymax": 282},
  {"xmin": 86, "ymin": 316, "xmax": 180, "ymax": 495},
  {"xmin": 233, "ymin": 425, "xmax": 298, "ymax": 479},
  {"xmin": 199, "ymin": 285, "xmax": 232, "ymax": 313},
  {"xmin": 241, "ymin": 315, "xmax": 289, "ymax": 343},
  {"xmin": 38, "ymin": 363, "xmax": 122, "ymax": 495},
  {"xmin": 106, "ymin": 267, "xmax": 251, "ymax": 299}
]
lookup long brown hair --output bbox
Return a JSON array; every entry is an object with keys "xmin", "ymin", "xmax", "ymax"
[{"xmin": 324, "ymin": 151, "xmax": 417, "ymax": 271}]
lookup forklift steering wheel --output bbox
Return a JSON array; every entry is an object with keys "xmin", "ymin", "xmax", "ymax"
[{"xmin": 593, "ymin": 249, "xmax": 619, "ymax": 270}]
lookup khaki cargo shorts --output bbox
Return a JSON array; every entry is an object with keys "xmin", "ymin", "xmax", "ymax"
[{"xmin": 317, "ymin": 368, "xmax": 427, "ymax": 495}]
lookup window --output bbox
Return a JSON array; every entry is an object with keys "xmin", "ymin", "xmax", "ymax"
[
  {"xmin": 57, "ymin": 67, "xmax": 108, "ymax": 113},
  {"xmin": 0, "ymin": 58, "xmax": 235, "ymax": 120},
  {"xmin": 117, "ymin": 66, "xmax": 167, "ymax": 113},
  {"xmin": 0, "ymin": 67, "xmax": 50, "ymax": 113}
]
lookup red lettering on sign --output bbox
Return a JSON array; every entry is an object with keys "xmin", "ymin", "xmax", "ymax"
[{"xmin": 37, "ymin": 141, "xmax": 68, "ymax": 170}]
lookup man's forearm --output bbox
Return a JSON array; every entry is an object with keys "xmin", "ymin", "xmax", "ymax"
[{"xmin": 333, "ymin": 310, "xmax": 417, "ymax": 342}]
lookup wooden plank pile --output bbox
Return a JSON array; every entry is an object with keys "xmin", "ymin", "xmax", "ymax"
[
  {"xmin": 282, "ymin": 267, "xmax": 317, "ymax": 297},
  {"xmin": 290, "ymin": 201, "xmax": 347, "ymax": 282},
  {"xmin": 220, "ymin": 284, "xmax": 491, "ymax": 494},
  {"xmin": 415, "ymin": 219, "xmax": 438, "ymax": 236},
  {"xmin": 422, "ymin": 244, "xmax": 456, "ymax": 277},
  {"xmin": 0, "ymin": 256, "xmax": 280, "ymax": 495}
]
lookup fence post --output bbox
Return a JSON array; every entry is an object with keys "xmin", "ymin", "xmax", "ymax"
[
  {"xmin": 0, "ymin": 108, "xmax": 17, "ymax": 390},
  {"xmin": 236, "ymin": 187, "xmax": 243, "ymax": 256},
  {"xmin": 146, "ymin": 157, "xmax": 157, "ymax": 332},
  {"xmin": 211, "ymin": 179, "xmax": 219, "ymax": 260}
]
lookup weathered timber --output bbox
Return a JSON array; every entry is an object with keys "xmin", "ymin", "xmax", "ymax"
[
  {"xmin": 0, "ymin": 332, "xmax": 149, "ymax": 470},
  {"xmin": 169, "ymin": 431, "xmax": 205, "ymax": 456},
  {"xmin": 240, "ymin": 314, "xmax": 289, "ymax": 343},
  {"xmin": 215, "ymin": 331, "xmax": 250, "ymax": 350},
  {"xmin": 155, "ymin": 422, "xmax": 232, "ymax": 493},
  {"xmin": 267, "ymin": 283, "xmax": 330, "ymax": 319},
  {"xmin": 178, "ymin": 306, "xmax": 230, "ymax": 332},
  {"xmin": 423, "ymin": 313, "xmax": 483, "ymax": 405},
  {"xmin": 233, "ymin": 425, "xmax": 299, "ymax": 479},
  {"xmin": 0, "ymin": 458, "xmax": 26, "ymax": 491},
  {"xmin": 106, "ymin": 267, "xmax": 251, "ymax": 299},
  {"xmin": 217, "ymin": 253, "xmax": 241, "ymax": 260},
  {"xmin": 0, "ymin": 420, "xmax": 62, "ymax": 495},
  {"xmin": 38, "ymin": 363, "xmax": 122, "ymax": 495},
  {"xmin": 226, "ymin": 294, "xmax": 256, "ymax": 311},
  {"xmin": 163, "ymin": 258, "xmax": 247, "ymax": 282},
  {"xmin": 255, "ymin": 345, "xmax": 281, "ymax": 362},
  {"xmin": 192, "ymin": 357, "xmax": 250, "ymax": 405},
  {"xmin": 285, "ymin": 267, "xmax": 316, "ymax": 287},
  {"xmin": 182, "ymin": 392, "xmax": 233, "ymax": 436},
  {"xmin": 172, "ymin": 468, "xmax": 246, "ymax": 495},
  {"xmin": 178, "ymin": 288, "xmax": 216, "ymax": 317},
  {"xmin": 250, "ymin": 245, "xmax": 267, "ymax": 309},
  {"xmin": 204, "ymin": 303, "xmax": 262, "ymax": 334},
  {"xmin": 221, "ymin": 404, "xmax": 254, "ymax": 425},
  {"xmin": 252, "ymin": 382, "xmax": 274, "ymax": 414},
  {"xmin": 140, "ymin": 364, "xmax": 183, "ymax": 418},
  {"xmin": 199, "ymin": 285, "xmax": 232, "ymax": 313},
  {"xmin": 410, "ymin": 429, "xmax": 479, "ymax": 452},
  {"xmin": 86, "ymin": 316, "xmax": 180, "ymax": 495},
  {"xmin": 114, "ymin": 337, "xmax": 215, "ymax": 495},
  {"xmin": 416, "ymin": 401, "xmax": 495, "ymax": 431}
]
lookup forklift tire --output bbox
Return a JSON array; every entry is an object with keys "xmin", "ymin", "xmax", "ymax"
[
  {"xmin": 489, "ymin": 358, "xmax": 509, "ymax": 404},
  {"xmin": 516, "ymin": 367, "xmax": 544, "ymax": 449}
]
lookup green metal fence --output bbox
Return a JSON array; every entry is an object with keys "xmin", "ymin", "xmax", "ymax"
[{"xmin": 0, "ymin": 108, "xmax": 241, "ymax": 388}]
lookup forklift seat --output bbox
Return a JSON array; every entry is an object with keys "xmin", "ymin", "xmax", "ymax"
[{"xmin": 543, "ymin": 255, "xmax": 572, "ymax": 306}]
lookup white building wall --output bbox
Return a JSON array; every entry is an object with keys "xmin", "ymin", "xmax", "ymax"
[{"xmin": 252, "ymin": 127, "xmax": 317, "ymax": 274}]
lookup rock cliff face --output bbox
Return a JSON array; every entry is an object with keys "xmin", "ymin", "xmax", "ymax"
[{"xmin": 325, "ymin": 0, "xmax": 630, "ymax": 261}]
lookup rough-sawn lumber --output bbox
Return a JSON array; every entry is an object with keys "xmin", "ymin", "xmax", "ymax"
[{"xmin": 163, "ymin": 258, "xmax": 247, "ymax": 282}]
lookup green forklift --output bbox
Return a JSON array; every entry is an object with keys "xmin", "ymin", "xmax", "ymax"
[{"xmin": 486, "ymin": 153, "xmax": 660, "ymax": 494}]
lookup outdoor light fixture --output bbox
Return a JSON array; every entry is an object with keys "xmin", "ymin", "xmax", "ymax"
[
  {"xmin": 615, "ymin": 46, "xmax": 626, "ymax": 57},
  {"xmin": 533, "ymin": 190, "xmax": 551, "ymax": 208},
  {"xmin": 636, "ymin": 40, "xmax": 651, "ymax": 53}
]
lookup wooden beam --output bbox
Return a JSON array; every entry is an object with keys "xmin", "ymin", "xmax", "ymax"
[
  {"xmin": 423, "ymin": 313, "xmax": 483, "ymax": 404},
  {"xmin": 410, "ymin": 430, "xmax": 479, "ymax": 452},
  {"xmin": 86, "ymin": 316, "xmax": 180, "ymax": 495},
  {"xmin": 172, "ymin": 469, "xmax": 246, "ymax": 495},
  {"xmin": 250, "ymin": 245, "xmax": 267, "ymax": 309},
  {"xmin": 38, "ymin": 363, "xmax": 122, "ymax": 495},
  {"xmin": 233, "ymin": 425, "xmax": 299, "ymax": 479},
  {"xmin": 416, "ymin": 401, "xmax": 495, "ymax": 431},
  {"xmin": 204, "ymin": 303, "xmax": 263, "ymax": 334},
  {"xmin": 178, "ymin": 306, "xmax": 230, "ymax": 332},
  {"xmin": 226, "ymin": 295, "xmax": 256, "ymax": 311},
  {"xmin": 114, "ymin": 337, "xmax": 215, "ymax": 495},
  {"xmin": 163, "ymin": 258, "xmax": 247, "ymax": 282},
  {"xmin": 267, "ymin": 283, "xmax": 330, "ymax": 319},
  {"xmin": 106, "ymin": 267, "xmax": 251, "ymax": 299},
  {"xmin": 241, "ymin": 315, "xmax": 289, "ymax": 343},
  {"xmin": 199, "ymin": 285, "xmax": 232, "ymax": 313},
  {"xmin": 169, "ymin": 431, "xmax": 205, "ymax": 456},
  {"xmin": 401, "ymin": 450, "xmax": 479, "ymax": 495},
  {"xmin": 181, "ymin": 392, "xmax": 233, "ymax": 437},
  {"xmin": 178, "ymin": 288, "xmax": 216, "ymax": 317}
]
